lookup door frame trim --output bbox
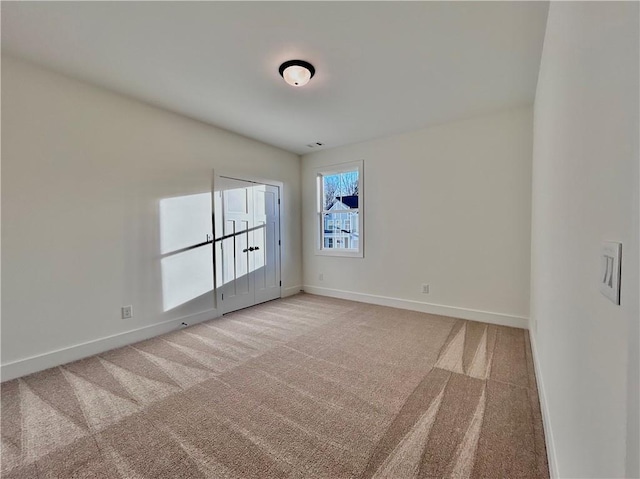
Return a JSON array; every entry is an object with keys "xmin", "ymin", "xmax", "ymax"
[{"xmin": 212, "ymin": 170, "xmax": 283, "ymax": 314}]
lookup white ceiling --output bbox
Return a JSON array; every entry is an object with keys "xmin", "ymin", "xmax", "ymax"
[{"xmin": 1, "ymin": 1, "xmax": 549, "ymax": 155}]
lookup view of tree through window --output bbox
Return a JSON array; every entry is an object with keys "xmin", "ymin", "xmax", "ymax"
[{"xmin": 322, "ymin": 170, "xmax": 358, "ymax": 210}]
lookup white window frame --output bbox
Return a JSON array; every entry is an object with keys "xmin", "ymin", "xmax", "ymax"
[{"xmin": 315, "ymin": 160, "xmax": 364, "ymax": 258}]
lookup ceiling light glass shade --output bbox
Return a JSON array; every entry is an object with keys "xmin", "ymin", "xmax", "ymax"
[
  {"xmin": 283, "ymin": 65, "xmax": 311, "ymax": 86},
  {"xmin": 279, "ymin": 60, "xmax": 315, "ymax": 87}
]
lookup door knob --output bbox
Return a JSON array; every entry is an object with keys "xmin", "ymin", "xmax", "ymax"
[{"xmin": 248, "ymin": 247, "xmax": 255, "ymax": 252}]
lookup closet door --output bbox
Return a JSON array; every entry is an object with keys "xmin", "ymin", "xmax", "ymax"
[
  {"xmin": 217, "ymin": 178, "xmax": 281, "ymax": 314},
  {"xmin": 253, "ymin": 184, "xmax": 281, "ymax": 304},
  {"xmin": 219, "ymin": 179, "xmax": 255, "ymax": 313}
]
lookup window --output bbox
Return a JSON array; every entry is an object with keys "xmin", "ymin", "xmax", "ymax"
[
  {"xmin": 316, "ymin": 160, "xmax": 363, "ymax": 257},
  {"xmin": 326, "ymin": 219, "xmax": 334, "ymax": 232}
]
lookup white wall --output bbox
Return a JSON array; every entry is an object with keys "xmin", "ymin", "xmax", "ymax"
[
  {"xmin": 531, "ymin": 2, "xmax": 639, "ymax": 478},
  {"xmin": 1, "ymin": 55, "xmax": 302, "ymax": 378},
  {"xmin": 302, "ymin": 107, "xmax": 533, "ymax": 327}
]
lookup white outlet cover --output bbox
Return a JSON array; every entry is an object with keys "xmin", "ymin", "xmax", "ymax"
[{"xmin": 599, "ymin": 242, "xmax": 621, "ymax": 305}]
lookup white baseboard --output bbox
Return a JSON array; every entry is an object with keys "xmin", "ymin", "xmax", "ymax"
[
  {"xmin": 302, "ymin": 285, "xmax": 529, "ymax": 329},
  {"xmin": 529, "ymin": 331, "xmax": 559, "ymax": 479},
  {"xmin": 1, "ymin": 308, "xmax": 219, "ymax": 382},
  {"xmin": 282, "ymin": 285, "xmax": 303, "ymax": 298}
]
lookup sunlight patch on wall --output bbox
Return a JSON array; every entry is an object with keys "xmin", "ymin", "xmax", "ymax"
[
  {"xmin": 161, "ymin": 246, "xmax": 213, "ymax": 311},
  {"xmin": 160, "ymin": 193, "xmax": 213, "ymax": 312},
  {"xmin": 160, "ymin": 193, "xmax": 212, "ymax": 254}
]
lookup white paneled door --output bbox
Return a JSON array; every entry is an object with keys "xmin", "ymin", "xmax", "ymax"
[{"xmin": 215, "ymin": 177, "xmax": 281, "ymax": 314}]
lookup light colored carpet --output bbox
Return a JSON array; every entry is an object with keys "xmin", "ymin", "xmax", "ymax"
[{"xmin": 1, "ymin": 293, "xmax": 548, "ymax": 478}]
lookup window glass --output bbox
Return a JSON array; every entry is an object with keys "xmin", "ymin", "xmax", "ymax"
[{"xmin": 316, "ymin": 161, "xmax": 363, "ymax": 257}]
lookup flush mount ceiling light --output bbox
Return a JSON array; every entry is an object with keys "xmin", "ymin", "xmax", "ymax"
[{"xmin": 279, "ymin": 60, "xmax": 315, "ymax": 87}]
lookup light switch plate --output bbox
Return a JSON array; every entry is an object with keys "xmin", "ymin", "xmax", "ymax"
[{"xmin": 600, "ymin": 242, "xmax": 622, "ymax": 305}]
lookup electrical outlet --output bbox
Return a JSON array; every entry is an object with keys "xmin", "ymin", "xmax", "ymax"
[
  {"xmin": 421, "ymin": 284, "xmax": 430, "ymax": 294},
  {"xmin": 319, "ymin": 273, "xmax": 324, "ymax": 281},
  {"xmin": 121, "ymin": 305, "xmax": 133, "ymax": 319}
]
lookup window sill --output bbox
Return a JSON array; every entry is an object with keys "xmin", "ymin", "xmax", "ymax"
[{"xmin": 315, "ymin": 249, "xmax": 363, "ymax": 258}]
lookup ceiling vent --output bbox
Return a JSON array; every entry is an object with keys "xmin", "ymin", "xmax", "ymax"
[{"xmin": 306, "ymin": 142, "xmax": 324, "ymax": 148}]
